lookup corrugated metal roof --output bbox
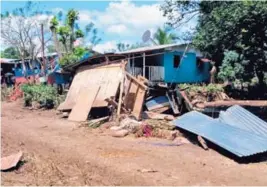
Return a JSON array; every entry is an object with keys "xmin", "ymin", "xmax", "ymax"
[
  {"xmin": 173, "ymin": 111, "xmax": 267, "ymax": 157},
  {"xmin": 0, "ymin": 58, "xmax": 18, "ymax": 64},
  {"xmin": 219, "ymin": 105, "xmax": 267, "ymax": 137},
  {"xmin": 145, "ymin": 96, "xmax": 170, "ymax": 111},
  {"xmin": 117, "ymin": 43, "xmax": 190, "ymax": 54}
]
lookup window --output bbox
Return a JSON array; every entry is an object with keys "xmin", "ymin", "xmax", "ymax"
[{"xmin": 173, "ymin": 55, "xmax": 181, "ymax": 68}]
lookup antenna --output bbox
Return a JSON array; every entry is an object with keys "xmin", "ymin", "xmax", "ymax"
[
  {"xmin": 142, "ymin": 30, "xmax": 158, "ymax": 45},
  {"xmin": 142, "ymin": 30, "xmax": 151, "ymax": 43}
]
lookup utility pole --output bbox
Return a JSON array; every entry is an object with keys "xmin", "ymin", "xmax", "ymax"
[{"xmin": 41, "ymin": 23, "xmax": 45, "ymax": 76}]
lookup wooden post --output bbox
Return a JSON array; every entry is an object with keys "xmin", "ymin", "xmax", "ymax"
[
  {"xmin": 117, "ymin": 60, "xmax": 126, "ymax": 118},
  {"xmin": 133, "ymin": 54, "xmax": 135, "ymax": 75},
  {"xmin": 197, "ymin": 135, "xmax": 208, "ymax": 150},
  {"xmin": 41, "ymin": 23, "xmax": 45, "ymax": 75},
  {"xmin": 143, "ymin": 53, "xmax": 146, "ymax": 77}
]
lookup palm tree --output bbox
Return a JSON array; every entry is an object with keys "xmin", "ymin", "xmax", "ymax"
[
  {"xmin": 153, "ymin": 27, "xmax": 178, "ymax": 45},
  {"xmin": 50, "ymin": 16, "xmax": 62, "ymax": 59},
  {"xmin": 66, "ymin": 9, "xmax": 79, "ymax": 51}
]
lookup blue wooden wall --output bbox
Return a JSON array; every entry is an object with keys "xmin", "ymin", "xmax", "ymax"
[{"xmin": 163, "ymin": 51, "xmax": 210, "ymax": 83}]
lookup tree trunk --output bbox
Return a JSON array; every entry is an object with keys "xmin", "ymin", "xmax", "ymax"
[
  {"xmin": 52, "ymin": 30, "xmax": 62, "ymax": 59},
  {"xmin": 70, "ymin": 28, "xmax": 74, "ymax": 52}
]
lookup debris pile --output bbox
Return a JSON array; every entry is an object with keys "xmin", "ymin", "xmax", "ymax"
[{"xmin": 56, "ymin": 59, "xmax": 267, "ymax": 159}]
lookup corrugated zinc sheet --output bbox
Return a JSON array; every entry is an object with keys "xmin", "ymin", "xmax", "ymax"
[
  {"xmin": 219, "ymin": 105, "xmax": 267, "ymax": 137},
  {"xmin": 145, "ymin": 96, "xmax": 170, "ymax": 111},
  {"xmin": 173, "ymin": 111, "xmax": 267, "ymax": 157}
]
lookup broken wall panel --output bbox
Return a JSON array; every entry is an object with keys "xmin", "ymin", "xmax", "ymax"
[
  {"xmin": 58, "ymin": 64, "xmax": 123, "ymax": 111},
  {"xmin": 68, "ymin": 86, "xmax": 100, "ymax": 122},
  {"xmin": 124, "ymin": 72, "xmax": 147, "ymax": 120}
]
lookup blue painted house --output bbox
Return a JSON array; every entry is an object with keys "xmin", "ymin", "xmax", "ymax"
[
  {"xmin": 118, "ymin": 43, "xmax": 212, "ymax": 84},
  {"xmin": 13, "ymin": 52, "xmax": 71, "ymax": 84},
  {"xmin": 13, "ymin": 51, "xmax": 95, "ymax": 84}
]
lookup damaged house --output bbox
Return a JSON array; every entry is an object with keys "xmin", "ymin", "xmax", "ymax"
[{"xmin": 118, "ymin": 43, "xmax": 213, "ymax": 84}]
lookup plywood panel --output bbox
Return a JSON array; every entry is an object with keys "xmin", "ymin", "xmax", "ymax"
[
  {"xmin": 68, "ymin": 86, "xmax": 100, "ymax": 122},
  {"xmin": 58, "ymin": 64, "xmax": 122, "ymax": 110}
]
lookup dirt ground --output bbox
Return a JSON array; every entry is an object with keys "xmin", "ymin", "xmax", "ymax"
[{"xmin": 1, "ymin": 101, "xmax": 267, "ymax": 186}]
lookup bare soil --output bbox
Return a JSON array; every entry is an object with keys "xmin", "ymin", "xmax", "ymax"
[{"xmin": 1, "ymin": 101, "xmax": 267, "ymax": 186}]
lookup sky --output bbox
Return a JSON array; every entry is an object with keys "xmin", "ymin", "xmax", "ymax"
[{"xmin": 1, "ymin": 0, "xmax": 197, "ymax": 53}]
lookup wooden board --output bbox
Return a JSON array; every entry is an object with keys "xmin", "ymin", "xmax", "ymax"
[
  {"xmin": 68, "ymin": 86, "xmax": 100, "ymax": 122},
  {"xmin": 123, "ymin": 73, "xmax": 147, "ymax": 120},
  {"xmin": 58, "ymin": 64, "xmax": 123, "ymax": 111},
  {"xmin": 131, "ymin": 86, "xmax": 146, "ymax": 120}
]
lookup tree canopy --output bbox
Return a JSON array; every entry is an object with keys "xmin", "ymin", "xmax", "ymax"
[
  {"xmin": 161, "ymin": 1, "xmax": 267, "ymax": 97},
  {"xmin": 0, "ymin": 47, "xmax": 21, "ymax": 59},
  {"xmin": 153, "ymin": 26, "xmax": 178, "ymax": 45}
]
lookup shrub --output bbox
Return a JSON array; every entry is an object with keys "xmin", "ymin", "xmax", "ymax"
[{"xmin": 21, "ymin": 84, "xmax": 60, "ymax": 108}]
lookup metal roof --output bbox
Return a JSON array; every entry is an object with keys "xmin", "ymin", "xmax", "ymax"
[
  {"xmin": 117, "ymin": 43, "xmax": 179, "ymax": 54},
  {"xmin": 173, "ymin": 111, "xmax": 267, "ymax": 157},
  {"xmin": 219, "ymin": 105, "xmax": 267, "ymax": 137},
  {"xmin": 0, "ymin": 58, "xmax": 18, "ymax": 64}
]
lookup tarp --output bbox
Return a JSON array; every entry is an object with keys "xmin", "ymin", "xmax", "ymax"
[{"xmin": 173, "ymin": 111, "xmax": 267, "ymax": 157}]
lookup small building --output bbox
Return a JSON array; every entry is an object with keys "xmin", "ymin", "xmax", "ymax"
[
  {"xmin": 117, "ymin": 43, "xmax": 212, "ymax": 84},
  {"xmin": 0, "ymin": 58, "xmax": 18, "ymax": 86},
  {"xmin": 13, "ymin": 53, "xmax": 72, "ymax": 85}
]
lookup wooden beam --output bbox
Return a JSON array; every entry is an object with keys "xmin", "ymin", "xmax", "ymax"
[
  {"xmin": 196, "ymin": 100, "xmax": 267, "ymax": 108},
  {"xmin": 143, "ymin": 53, "xmax": 146, "ymax": 77},
  {"xmin": 125, "ymin": 72, "xmax": 147, "ymax": 89},
  {"xmin": 197, "ymin": 135, "xmax": 208, "ymax": 150}
]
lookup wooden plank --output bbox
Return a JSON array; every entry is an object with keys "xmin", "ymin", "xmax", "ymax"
[
  {"xmin": 68, "ymin": 86, "xmax": 100, "ymax": 122},
  {"xmin": 196, "ymin": 100, "xmax": 267, "ymax": 108},
  {"xmin": 131, "ymin": 86, "xmax": 146, "ymax": 120},
  {"xmin": 125, "ymin": 72, "xmax": 147, "ymax": 89},
  {"xmin": 142, "ymin": 111, "xmax": 175, "ymax": 121},
  {"xmin": 117, "ymin": 61, "xmax": 126, "ymax": 116},
  {"xmin": 150, "ymin": 106, "xmax": 171, "ymax": 113},
  {"xmin": 137, "ymin": 75, "xmax": 149, "ymax": 83},
  {"xmin": 124, "ymin": 79, "xmax": 138, "ymax": 110},
  {"xmin": 58, "ymin": 63, "xmax": 122, "ymax": 111},
  {"xmin": 197, "ymin": 135, "xmax": 209, "ymax": 150}
]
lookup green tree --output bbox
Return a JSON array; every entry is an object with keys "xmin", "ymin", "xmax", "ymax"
[
  {"xmin": 0, "ymin": 47, "xmax": 20, "ymax": 59},
  {"xmin": 66, "ymin": 9, "xmax": 79, "ymax": 51},
  {"xmin": 161, "ymin": 1, "xmax": 267, "ymax": 93},
  {"xmin": 50, "ymin": 9, "xmax": 101, "ymax": 67},
  {"xmin": 49, "ymin": 16, "xmax": 62, "ymax": 58},
  {"xmin": 153, "ymin": 26, "xmax": 178, "ymax": 45}
]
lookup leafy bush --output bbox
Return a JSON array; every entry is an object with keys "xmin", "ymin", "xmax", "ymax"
[
  {"xmin": 179, "ymin": 84, "xmax": 224, "ymax": 94},
  {"xmin": 21, "ymin": 84, "xmax": 60, "ymax": 108},
  {"xmin": 59, "ymin": 47, "xmax": 87, "ymax": 67}
]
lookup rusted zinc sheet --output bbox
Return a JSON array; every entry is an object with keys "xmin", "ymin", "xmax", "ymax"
[
  {"xmin": 219, "ymin": 105, "xmax": 267, "ymax": 137},
  {"xmin": 173, "ymin": 111, "xmax": 267, "ymax": 157},
  {"xmin": 58, "ymin": 64, "xmax": 123, "ymax": 110}
]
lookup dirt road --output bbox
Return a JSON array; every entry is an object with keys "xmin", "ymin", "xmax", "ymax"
[{"xmin": 1, "ymin": 101, "xmax": 267, "ymax": 186}]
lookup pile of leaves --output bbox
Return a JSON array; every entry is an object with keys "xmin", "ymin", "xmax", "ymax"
[
  {"xmin": 21, "ymin": 84, "xmax": 62, "ymax": 109},
  {"xmin": 179, "ymin": 84, "xmax": 225, "ymax": 102}
]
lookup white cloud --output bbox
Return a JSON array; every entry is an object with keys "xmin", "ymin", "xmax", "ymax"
[
  {"xmin": 78, "ymin": 1, "xmax": 167, "ymax": 37},
  {"xmin": 93, "ymin": 41, "xmax": 117, "ymax": 53},
  {"xmin": 79, "ymin": 10, "xmax": 92, "ymax": 22},
  {"xmin": 107, "ymin": 24, "xmax": 128, "ymax": 34}
]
